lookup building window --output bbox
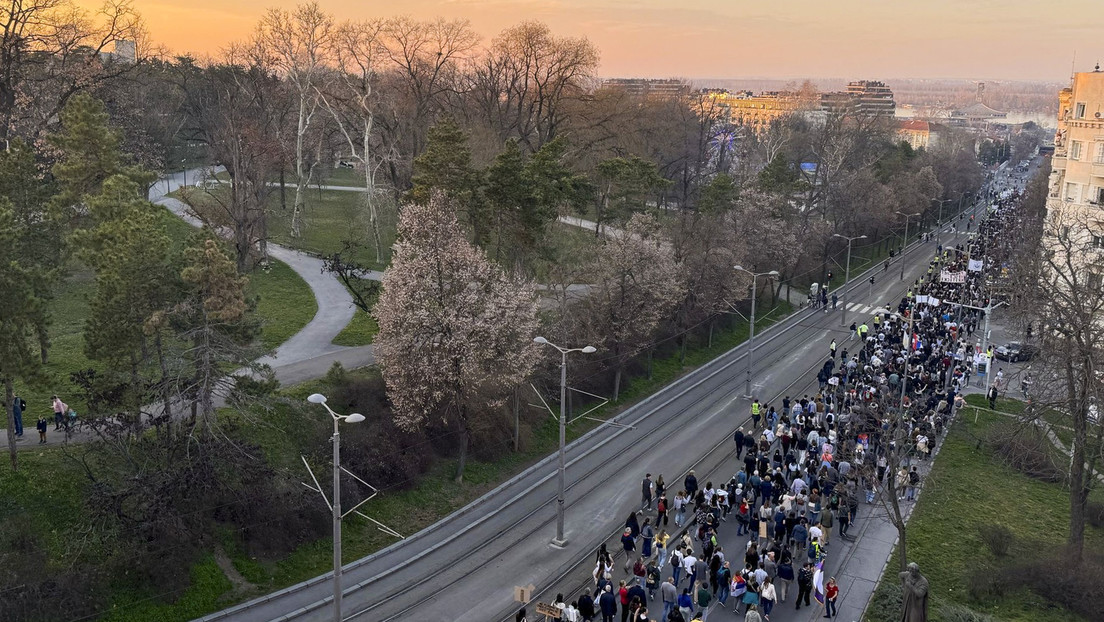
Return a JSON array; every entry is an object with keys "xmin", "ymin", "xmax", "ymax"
[
  {"xmin": 1076, "ymin": 102, "xmax": 1087, "ymax": 118},
  {"xmin": 1097, "ymin": 142, "xmax": 1104, "ymax": 164},
  {"xmin": 1071, "ymin": 140, "xmax": 1083, "ymax": 160},
  {"xmin": 1066, "ymin": 182, "xmax": 1080, "ymax": 201},
  {"xmin": 1093, "ymin": 235, "xmax": 1104, "ymax": 249}
]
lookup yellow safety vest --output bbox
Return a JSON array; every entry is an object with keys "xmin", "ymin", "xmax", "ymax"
[{"xmin": 751, "ymin": 402, "xmax": 761, "ymax": 415}]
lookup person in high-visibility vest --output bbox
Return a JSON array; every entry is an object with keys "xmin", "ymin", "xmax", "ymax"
[{"xmin": 750, "ymin": 399, "xmax": 762, "ymax": 428}]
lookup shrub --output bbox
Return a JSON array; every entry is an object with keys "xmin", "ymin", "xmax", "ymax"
[
  {"xmin": 977, "ymin": 523, "xmax": 1013, "ymax": 557},
  {"xmin": 984, "ymin": 422, "xmax": 1066, "ymax": 483},
  {"xmin": 1087, "ymin": 500, "xmax": 1104, "ymax": 528},
  {"xmin": 865, "ymin": 580, "xmax": 902, "ymax": 622}
]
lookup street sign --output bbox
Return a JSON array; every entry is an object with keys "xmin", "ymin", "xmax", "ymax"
[{"xmin": 535, "ymin": 602, "xmax": 562, "ymax": 618}]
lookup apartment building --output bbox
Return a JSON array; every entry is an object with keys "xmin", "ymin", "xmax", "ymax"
[{"xmin": 1049, "ymin": 69, "xmax": 1104, "ymax": 211}]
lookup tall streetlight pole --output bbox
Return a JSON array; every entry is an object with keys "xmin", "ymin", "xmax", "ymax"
[
  {"xmin": 896, "ymin": 211, "xmax": 920, "ymax": 281},
  {"xmin": 182, "ymin": 159, "xmax": 187, "ymax": 187},
  {"xmin": 832, "ymin": 233, "xmax": 867, "ymax": 326},
  {"xmin": 936, "ymin": 198, "xmax": 953, "ymax": 231},
  {"xmin": 306, "ymin": 393, "xmax": 366, "ymax": 622},
  {"xmin": 533, "ymin": 337, "xmax": 596, "ymax": 547},
  {"xmin": 734, "ymin": 266, "xmax": 779, "ymax": 399}
]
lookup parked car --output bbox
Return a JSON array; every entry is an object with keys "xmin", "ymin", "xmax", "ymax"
[{"xmin": 994, "ymin": 342, "xmax": 1038, "ymax": 362}]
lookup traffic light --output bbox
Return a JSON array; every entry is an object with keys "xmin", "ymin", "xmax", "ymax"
[{"xmin": 827, "ymin": 271, "xmax": 834, "ymax": 282}]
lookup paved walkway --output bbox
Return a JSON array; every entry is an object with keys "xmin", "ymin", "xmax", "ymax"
[{"xmin": 4, "ymin": 168, "xmax": 375, "ymax": 448}]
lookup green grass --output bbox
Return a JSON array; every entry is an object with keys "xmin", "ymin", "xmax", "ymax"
[
  {"xmin": 247, "ymin": 261, "xmax": 318, "ymax": 351},
  {"xmin": 332, "ymin": 308, "xmax": 378, "ymax": 347},
  {"xmin": 100, "ymin": 555, "xmax": 233, "ymax": 622},
  {"xmin": 867, "ymin": 395, "xmax": 1104, "ymax": 622}
]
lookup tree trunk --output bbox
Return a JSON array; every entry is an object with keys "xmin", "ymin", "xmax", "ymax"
[
  {"xmin": 455, "ymin": 425, "xmax": 469, "ymax": 483},
  {"xmin": 37, "ymin": 323, "xmax": 48, "ymax": 364},
  {"xmin": 279, "ymin": 169, "xmax": 287, "ymax": 210},
  {"xmin": 613, "ymin": 366, "xmax": 622, "ymax": 402},
  {"xmin": 155, "ymin": 331, "xmax": 172, "ymax": 420},
  {"xmin": 708, "ymin": 319, "xmax": 714, "ymax": 349},
  {"xmin": 513, "ymin": 387, "xmax": 520, "ymax": 453},
  {"xmin": 363, "ymin": 126, "xmax": 383, "ymax": 265},
  {"xmin": 5, "ymin": 379, "xmax": 16, "ymax": 471}
]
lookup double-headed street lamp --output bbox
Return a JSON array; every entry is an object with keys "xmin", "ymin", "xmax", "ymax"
[
  {"xmin": 306, "ymin": 393, "xmax": 366, "ymax": 622},
  {"xmin": 895, "ymin": 211, "xmax": 920, "ymax": 281},
  {"xmin": 832, "ymin": 233, "xmax": 867, "ymax": 326},
  {"xmin": 533, "ymin": 336, "xmax": 596, "ymax": 547},
  {"xmin": 733, "ymin": 266, "xmax": 779, "ymax": 399}
]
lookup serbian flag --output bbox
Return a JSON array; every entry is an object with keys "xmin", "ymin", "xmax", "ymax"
[
  {"xmin": 813, "ymin": 560, "xmax": 826, "ymax": 604},
  {"xmin": 911, "ymin": 333, "xmax": 921, "ymax": 352}
]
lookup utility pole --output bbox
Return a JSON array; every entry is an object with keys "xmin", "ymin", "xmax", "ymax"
[
  {"xmin": 833, "ymin": 234, "xmax": 867, "ymax": 326},
  {"xmin": 897, "ymin": 211, "xmax": 920, "ymax": 281}
]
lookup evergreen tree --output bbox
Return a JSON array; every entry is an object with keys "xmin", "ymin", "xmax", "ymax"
[
  {"xmin": 409, "ymin": 119, "xmax": 486, "ymax": 241},
  {"xmin": 0, "ymin": 201, "xmax": 42, "ymax": 470}
]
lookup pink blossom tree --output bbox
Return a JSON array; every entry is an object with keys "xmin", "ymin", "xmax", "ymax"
[{"xmin": 374, "ymin": 192, "xmax": 540, "ymax": 481}]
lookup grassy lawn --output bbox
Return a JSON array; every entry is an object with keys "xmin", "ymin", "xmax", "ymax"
[
  {"xmin": 332, "ymin": 308, "xmax": 378, "ymax": 347},
  {"xmin": 866, "ymin": 395, "xmax": 1104, "ymax": 622},
  {"xmin": 247, "ymin": 261, "xmax": 317, "ymax": 351},
  {"xmin": 9, "ymin": 207, "xmax": 315, "ymax": 421}
]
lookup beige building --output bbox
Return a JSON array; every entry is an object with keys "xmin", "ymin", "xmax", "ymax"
[
  {"xmin": 703, "ymin": 90, "xmax": 812, "ymax": 133},
  {"xmin": 1046, "ymin": 68, "xmax": 1104, "ymax": 284},
  {"xmin": 895, "ymin": 119, "xmax": 942, "ymax": 150}
]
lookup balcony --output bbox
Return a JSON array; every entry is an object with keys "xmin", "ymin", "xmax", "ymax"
[{"xmin": 1052, "ymin": 156, "xmax": 1067, "ymax": 171}]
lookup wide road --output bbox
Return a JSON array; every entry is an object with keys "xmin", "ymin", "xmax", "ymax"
[{"xmin": 196, "ymin": 192, "xmax": 993, "ymax": 622}]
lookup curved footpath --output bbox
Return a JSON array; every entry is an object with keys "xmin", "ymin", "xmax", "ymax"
[
  {"xmin": 193, "ymin": 173, "xmax": 1004, "ymax": 622},
  {"xmin": 3, "ymin": 169, "xmax": 375, "ymax": 448},
  {"xmin": 151, "ymin": 169, "xmax": 373, "ymax": 374}
]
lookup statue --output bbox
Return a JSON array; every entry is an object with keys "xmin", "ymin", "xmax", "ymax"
[{"xmin": 899, "ymin": 562, "xmax": 929, "ymax": 622}]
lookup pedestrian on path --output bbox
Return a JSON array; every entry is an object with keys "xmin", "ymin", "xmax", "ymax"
[
  {"xmin": 11, "ymin": 394, "xmax": 26, "ymax": 438},
  {"xmin": 795, "ymin": 562, "xmax": 813, "ymax": 609},
  {"xmin": 642, "ymin": 474, "xmax": 654, "ymax": 509},
  {"xmin": 51, "ymin": 395, "xmax": 67, "ymax": 430},
  {"xmin": 36, "ymin": 417, "xmax": 47, "ymax": 444}
]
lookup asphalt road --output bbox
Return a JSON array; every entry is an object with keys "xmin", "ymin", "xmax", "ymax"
[{"xmin": 196, "ymin": 192, "xmax": 996, "ymax": 622}]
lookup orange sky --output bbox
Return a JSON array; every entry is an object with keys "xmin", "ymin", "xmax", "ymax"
[{"xmin": 133, "ymin": 0, "xmax": 1101, "ymax": 81}]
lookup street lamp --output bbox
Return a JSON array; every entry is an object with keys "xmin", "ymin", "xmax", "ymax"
[
  {"xmin": 182, "ymin": 159, "xmax": 187, "ymax": 187},
  {"xmin": 733, "ymin": 266, "xmax": 779, "ymax": 399},
  {"xmin": 306, "ymin": 393, "xmax": 365, "ymax": 622},
  {"xmin": 895, "ymin": 211, "xmax": 920, "ymax": 281},
  {"xmin": 832, "ymin": 234, "xmax": 867, "ymax": 326},
  {"xmin": 533, "ymin": 336, "xmax": 596, "ymax": 547},
  {"xmin": 936, "ymin": 198, "xmax": 953, "ymax": 231}
]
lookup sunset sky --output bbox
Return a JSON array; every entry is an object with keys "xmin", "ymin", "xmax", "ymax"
[{"xmin": 136, "ymin": 0, "xmax": 1102, "ymax": 81}]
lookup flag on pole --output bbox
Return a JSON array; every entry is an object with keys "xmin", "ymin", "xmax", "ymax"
[
  {"xmin": 813, "ymin": 560, "xmax": 826, "ymax": 604},
  {"xmin": 968, "ymin": 258, "xmax": 984, "ymax": 272}
]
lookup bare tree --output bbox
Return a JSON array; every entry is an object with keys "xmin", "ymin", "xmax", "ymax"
[
  {"xmin": 0, "ymin": 0, "xmax": 147, "ymax": 147},
  {"xmin": 254, "ymin": 1, "xmax": 333, "ymax": 238},
  {"xmin": 319, "ymin": 18, "xmax": 392, "ymax": 264}
]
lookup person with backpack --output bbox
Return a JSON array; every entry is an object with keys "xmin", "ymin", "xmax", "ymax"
[{"xmin": 657, "ymin": 493, "xmax": 669, "ymax": 527}]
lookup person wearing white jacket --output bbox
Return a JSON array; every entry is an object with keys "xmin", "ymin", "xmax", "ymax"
[{"xmin": 758, "ymin": 578, "xmax": 777, "ymax": 620}]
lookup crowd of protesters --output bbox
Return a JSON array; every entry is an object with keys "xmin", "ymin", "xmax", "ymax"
[{"xmin": 527, "ymin": 181, "xmax": 1024, "ymax": 622}]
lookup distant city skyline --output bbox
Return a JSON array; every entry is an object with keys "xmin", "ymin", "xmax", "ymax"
[{"xmin": 135, "ymin": 0, "xmax": 1101, "ymax": 82}]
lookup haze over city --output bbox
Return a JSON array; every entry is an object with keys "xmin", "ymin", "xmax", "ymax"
[{"xmin": 133, "ymin": 0, "xmax": 1101, "ymax": 81}]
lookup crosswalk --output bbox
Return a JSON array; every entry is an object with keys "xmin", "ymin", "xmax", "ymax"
[{"xmin": 841, "ymin": 302, "xmax": 883, "ymax": 316}]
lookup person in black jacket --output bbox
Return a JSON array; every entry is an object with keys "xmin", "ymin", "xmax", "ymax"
[
  {"xmin": 578, "ymin": 589, "xmax": 596, "ymax": 622},
  {"xmin": 795, "ymin": 562, "xmax": 813, "ymax": 609},
  {"xmin": 599, "ymin": 584, "xmax": 618, "ymax": 622},
  {"xmin": 734, "ymin": 428, "xmax": 746, "ymax": 458}
]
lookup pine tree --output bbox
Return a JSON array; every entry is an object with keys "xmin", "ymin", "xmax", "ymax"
[{"xmin": 0, "ymin": 200, "xmax": 42, "ymax": 470}]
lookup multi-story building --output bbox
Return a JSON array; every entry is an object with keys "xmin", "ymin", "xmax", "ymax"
[
  {"xmin": 703, "ymin": 89, "xmax": 813, "ymax": 133},
  {"xmin": 820, "ymin": 80, "xmax": 896, "ymax": 118},
  {"xmin": 1045, "ymin": 67, "xmax": 1104, "ymax": 284},
  {"xmin": 1049, "ymin": 69, "xmax": 1104, "ymax": 209},
  {"xmin": 895, "ymin": 119, "xmax": 943, "ymax": 150},
  {"xmin": 602, "ymin": 78, "xmax": 692, "ymax": 99}
]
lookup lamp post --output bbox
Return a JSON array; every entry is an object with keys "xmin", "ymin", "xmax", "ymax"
[
  {"xmin": 832, "ymin": 234, "xmax": 867, "ymax": 326},
  {"xmin": 734, "ymin": 266, "xmax": 779, "ymax": 399},
  {"xmin": 533, "ymin": 337, "xmax": 596, "ymax": 547},
  {"xmin": 936, "ymin": 198, "xmax": 953, "ymax": 231},
  {"xmin": 306, "ymin": 393, "xmax": 366, "ymax": 622},
  {"xmin": 182, "ymin": 159, "xmax": 187, "ymax": 187},
  {"xmin": 896, "ymin": 211, "xmax": 920, "ymax": 281}
]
